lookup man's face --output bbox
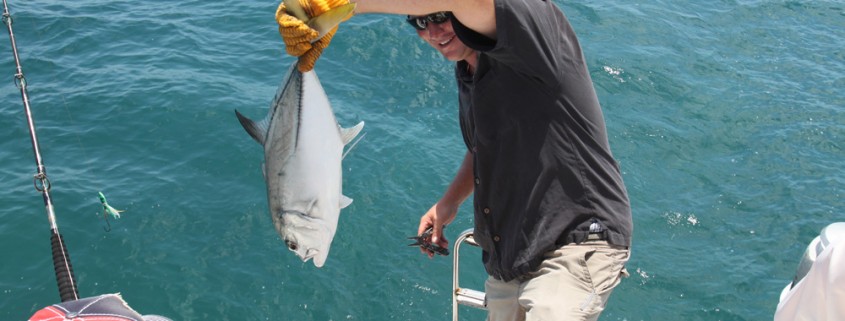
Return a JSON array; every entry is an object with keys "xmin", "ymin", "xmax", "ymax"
[{"xmin": 409, "ymin": 13, "xmax": 475, "ymax": 62}]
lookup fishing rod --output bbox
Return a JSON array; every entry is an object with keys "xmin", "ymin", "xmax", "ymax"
[{"xmin": 2, "ymin": 0, "xmax": 79, "ymax": 302}]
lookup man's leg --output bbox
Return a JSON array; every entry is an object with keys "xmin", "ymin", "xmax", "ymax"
[
  {"xmin": 485, "ymin": 276, "xmax": 524, "ymax": 321},
  {"xmin": 519, "ymin": 241, "xmax": 629, "ymax": 321}
]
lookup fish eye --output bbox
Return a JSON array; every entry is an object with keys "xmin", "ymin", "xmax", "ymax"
[{"xmin": 285, "ymin": 240, "xmax": 298, "ymax": 251}]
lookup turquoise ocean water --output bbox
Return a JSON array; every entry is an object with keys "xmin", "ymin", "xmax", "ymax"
[{"xmin": 1, "ymin": 1, "xmax": 843, "ymax": 320}]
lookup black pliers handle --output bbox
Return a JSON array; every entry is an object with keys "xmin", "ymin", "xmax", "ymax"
[{"xmin": 408, "ymin": 226, "xmax": 450, "ymax": 256}]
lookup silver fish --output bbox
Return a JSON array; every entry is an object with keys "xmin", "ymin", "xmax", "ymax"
[{"xmin": 235, "ymin": 64, "xmax": 363, "ymax": 267}]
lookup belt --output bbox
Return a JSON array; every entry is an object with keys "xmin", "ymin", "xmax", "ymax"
[{"xmin": 586, "ymin": 232, "xmax": 605, "ymax": 241}]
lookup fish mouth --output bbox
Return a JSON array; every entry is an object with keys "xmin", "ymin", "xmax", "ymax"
[
  {"xmin": 303, "ymin": 249, "xmax": 320, "ymax": 262},
  {"xmin": 278, "ymin": 210, "xmax": 326, "ymax": 264},
  {"xmin": 284, "ymin": 238, "xmax": 321, "ymax": 263}
]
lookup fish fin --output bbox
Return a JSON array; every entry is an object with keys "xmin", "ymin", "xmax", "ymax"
[
  {"xmin": 284, "ymin": 0, "xmax": 355, "ymax": 41},
  {"xmin": 306, "ymin": 3, "xmax": 357, "ymax": 40},
  {"xmin": 235, "ymin": 109, "xmax": 267, "ymax": 146},
  {"xmin": 340, "ymin": 121, "xmax": 364, "ymax": 145},
  {"xmin": 283, "ymin": 0, "xmax": 309, "ymax": 21},
  {"xmin": 342, "ymin": 132, "xmax": 366, "ymax": 160},
  {"xmin": 339, "ymin": 195, "xmax": 353, "ymax": 209}
]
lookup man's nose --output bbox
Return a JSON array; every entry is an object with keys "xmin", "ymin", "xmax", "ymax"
[{"xmin": 426, "ymin": 23, "xmax": 446, "ymax": 37}]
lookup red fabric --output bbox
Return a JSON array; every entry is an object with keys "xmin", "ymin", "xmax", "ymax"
[
  {"xmin": 29, "ymin": 305, "xmax": 136, "ymax": 320},
  {"xmin": 28, "ymin": 294, "xmax": 145, "ymax": 321}
]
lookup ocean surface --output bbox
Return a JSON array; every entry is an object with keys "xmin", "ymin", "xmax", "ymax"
[{"xmin": 1, "ymin": 0, "xmax": 843, "ymax": 320}]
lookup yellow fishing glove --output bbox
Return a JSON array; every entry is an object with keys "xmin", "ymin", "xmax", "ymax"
[{"xmin": 276, "ymin": 0, "xmax": 352, "ymax": 72}]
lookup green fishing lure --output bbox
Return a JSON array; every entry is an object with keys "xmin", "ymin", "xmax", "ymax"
[{"xmin": 98, "ymin": 191, "xmax": 124, "ymax": 231}]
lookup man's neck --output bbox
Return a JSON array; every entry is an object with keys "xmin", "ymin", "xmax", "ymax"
[{"xmin": 463, "ymin": 51, "xmax": 479, "ymax": 75}]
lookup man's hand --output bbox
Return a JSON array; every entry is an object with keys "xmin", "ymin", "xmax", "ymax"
[
  {"xmin": 417, "ymin": 203, "xmax": 458, "ymax": 258},
  {"xmin": 275, "ymin": 0, "xmax": 353, "ymax": 72}
]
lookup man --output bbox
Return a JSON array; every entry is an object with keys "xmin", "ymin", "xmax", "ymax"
[{"xmin": 277, "ymin": 0, "xmax": 633, "ymax": 320}]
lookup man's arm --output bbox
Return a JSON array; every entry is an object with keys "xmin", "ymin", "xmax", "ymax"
[
  {"xmin": 417, "ymin": 150, "xmax": 474, "ymax": 256},
  {"xmin": 276, "ymin": 0, "xmax": 497, "ymax": 70}
]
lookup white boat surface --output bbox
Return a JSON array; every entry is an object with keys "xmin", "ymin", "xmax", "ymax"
[{"xmin": 775, "ymin": 222, "xmax": 845, "ymax": 321}]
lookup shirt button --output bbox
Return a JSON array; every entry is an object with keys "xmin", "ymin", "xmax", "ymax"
[
  {"xmin": 493, "ymin": 235, "xmax": 500, "ymax": 242},
  {"xmin": 483, "ymin": 208, "xmax": 490, "ymax": 214},
  {"xmin": 474, "ymin": 178, "xmax": 480, "ymax": 185}
]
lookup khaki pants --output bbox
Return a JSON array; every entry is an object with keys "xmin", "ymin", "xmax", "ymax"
[{"xmin": 485, "ymin": 240, "xmax": 630, "ymax": 321}]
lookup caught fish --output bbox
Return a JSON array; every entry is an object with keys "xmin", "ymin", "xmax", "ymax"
[{"xmin": 235, "ymin": 64, "xmax": 363, "ymax": 267}]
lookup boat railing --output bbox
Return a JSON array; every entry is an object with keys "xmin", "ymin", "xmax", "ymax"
[{"xmin": 452, "ymin": 228, "xmax": 486, "ymax": 321}]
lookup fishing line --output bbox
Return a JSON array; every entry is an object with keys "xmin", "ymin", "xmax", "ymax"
[
  {"xmin": 7, "ymin": 2, "xmax": 104, "ymax": 226},
  {"xmin": 47, "ymin": 12, "xmax": 120, "ymax": 231},
  {"xmin": 2, "ymin": 0, "xmax": 79, "ymax": 302}
]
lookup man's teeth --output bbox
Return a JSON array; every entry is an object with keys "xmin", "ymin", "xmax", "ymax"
[{"xmin": 440, "ymin": 36, "xmax": 455, "ymax": 45}]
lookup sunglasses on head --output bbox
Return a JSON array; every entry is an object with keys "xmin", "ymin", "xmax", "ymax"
[{"xmin": 406, "ymin": 12, "xmax": 451, "ymax": 31}]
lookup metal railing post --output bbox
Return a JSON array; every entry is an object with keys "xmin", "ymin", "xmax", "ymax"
[{"xmin": 452, "ymin": 229, "xmax": 486, "ymax": 321}]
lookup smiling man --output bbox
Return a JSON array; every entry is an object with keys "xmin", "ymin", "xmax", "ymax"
[{"xmin": 277, "ymin": 0, "xmax": 634, "ymax": 320}]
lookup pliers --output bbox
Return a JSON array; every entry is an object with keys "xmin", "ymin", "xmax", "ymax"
[{"xmin": 408, "ymin": 226, "xmax": 450, "ymax": 256}]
